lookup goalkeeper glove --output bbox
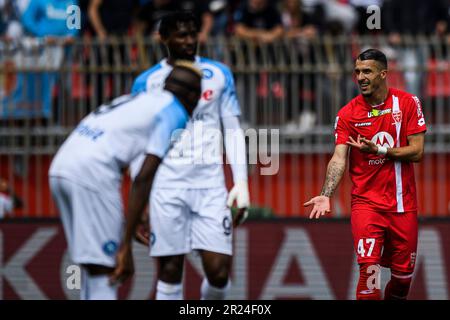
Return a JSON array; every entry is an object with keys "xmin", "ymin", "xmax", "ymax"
[{"xmin": 227, "ymin": 180, "xmax": 250, "ymax": 226}]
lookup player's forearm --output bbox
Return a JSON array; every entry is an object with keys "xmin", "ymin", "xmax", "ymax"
[
  {"xmin": 386, "ymin": 145, "xmax": 424, "ymax": 162},
  {"xmin": 88, "ymin": 0, "xmax": 107, "ymax": 38},
  {"xmin": 320, "ymin": 159, "xmax": 346, "ymax": 198},
  {"xmin": 124, "ymin": 177, "xmax": 153, "ymax": 244},
  {"xmin": 223, "ymin": 116, "xmax": 248, "ymax": 182}
]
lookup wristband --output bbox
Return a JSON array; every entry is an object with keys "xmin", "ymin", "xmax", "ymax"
[{"xmin": 376, "ymin": 146, "xmax": 388, "ymax": 155}]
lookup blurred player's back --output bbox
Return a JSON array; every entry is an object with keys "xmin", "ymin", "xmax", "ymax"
[{"xmin": 50, "ymin": 90, "xmax": 187, "ymax": 193}]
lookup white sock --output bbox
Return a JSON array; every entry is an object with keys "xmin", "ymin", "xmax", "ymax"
[
  {"xmin": 156, "ymin": 280, "xmax": 183, "ymax": 300},
  {"xmin": 200, "ymin": 278, "xmax": 230, "ymax": 300},
  {"xmin": 82, "ymin": 273, "xmax": 117, "ymax": 300}
]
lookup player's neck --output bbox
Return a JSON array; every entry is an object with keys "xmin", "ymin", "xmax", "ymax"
[{"xmin": 364, "ymin": 86, "xmax": 389, "ymax": 108}]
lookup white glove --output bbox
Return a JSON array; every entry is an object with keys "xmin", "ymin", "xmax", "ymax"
[{"xmin": 227, "ymin": 180, "xmax": 250, "ymax": 209}]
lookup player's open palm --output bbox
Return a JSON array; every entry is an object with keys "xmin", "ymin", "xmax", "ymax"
[
  {"xmin": 303, "ymin": 195, "xmax": 331, "ymax": 219},
  {"xmin": 346, "ymin": 134, "xmax": 377, "ymax": 154}
]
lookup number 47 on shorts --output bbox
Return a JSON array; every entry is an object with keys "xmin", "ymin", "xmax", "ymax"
[{"xmin": 357, "ymin": 238, "xmax": 375, "ymax": 257}]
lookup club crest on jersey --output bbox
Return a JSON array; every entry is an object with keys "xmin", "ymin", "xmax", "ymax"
[
  {"xmin": 392, "ymin": 110, "xmax": 402, "ymax": 124},
  {"xmin": 368, "ymin": 108, "xmax": 391, "ymax": 118},
  {"xmin": 202, "ymin": 68, "xmax": 214, "ymax": 79}
]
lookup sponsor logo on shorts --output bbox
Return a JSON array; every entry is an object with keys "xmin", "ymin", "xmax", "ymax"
[
  {"xmin": 150, "ymin": 232, "xmax": 156, "ymax": 246},
  {"xmin": 102, "ymin": 240, "xmax": 118, "ymax": 256},
  {"xmin": 222, "ymin": 216, "xmax": 231, "ymax": 236}
]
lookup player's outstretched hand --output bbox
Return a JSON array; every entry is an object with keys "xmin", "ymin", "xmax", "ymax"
[
  {"xmin": 346, "ymin": 134, "xmax": 378, "ymax": 154},
  {"xmin": 110, "ymin": 244, "xmax": 134, "ymax": 285},
  {"xmin": 303, "ymin": 195, "xmax": 331, "ymax": 219}
]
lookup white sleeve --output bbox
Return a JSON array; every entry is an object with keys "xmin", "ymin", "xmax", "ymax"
[{"xmin": 222, "ymin": 115, "xmax": 248, "ymax": 183}]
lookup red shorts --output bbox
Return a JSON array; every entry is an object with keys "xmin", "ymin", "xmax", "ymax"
[{"xmin": 351, "ymin": 208, "xmax": 418, "ymax": 274}]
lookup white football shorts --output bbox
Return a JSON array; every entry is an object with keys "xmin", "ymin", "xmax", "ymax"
[
  {"xmin": 149, "ymin": 187, "xmax": 233, "ymax": 257},
  {"xmin": 49, "ymin": 176, "xmax": 124, "ymax": 267}
]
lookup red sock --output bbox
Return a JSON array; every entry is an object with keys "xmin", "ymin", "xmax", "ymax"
[
  {"xmin": 384, "ymin": 272, "xmax": 413, "ymax": 300},
  {"xmin": 356, "ymin": 263, "xmax": 381, "ymax": 300}
]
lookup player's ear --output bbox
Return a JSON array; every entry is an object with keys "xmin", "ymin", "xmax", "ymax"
[{"xmin": 380, "ymin": 69, "xmax": 387, "ymax": 80}]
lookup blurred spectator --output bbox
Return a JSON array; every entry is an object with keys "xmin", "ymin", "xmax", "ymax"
[
  {"xmin": 234, "ymin": 0, "xmax": 284, "ymax": 44},
  {"xmin": 208, "ymin": 0, "xmax": 229, "ymax": 37},
  {"xmin": 0, "ymin": 178, "xmax": 23, "ymax": 219},
  {"xmin": 21, "ymin": 0, "xmax": 79, "ymax": 38},
  {"xmin": 0, "ymin": 0, "xmax": 24, "ymax": 40},
  {"xmin": 280, "ymin": 0, "xmax": 318, "ymax": 135},
  {"xmin": 349, "ymin": 0, "xmax": 384, "ymax": 34},
  {"xmin": 2, "ymin": 0, "xmax": 79, "ymax": 119},
  {"xmin": 281, "ymin": 0, "xmax": 318, "ymax": 40},
  {"xmin": 178, "ymin": 0, "xmax": 214, "ymax": 43},
  {"xmin": 323, "ymin": 0, "xmax": 357, "ymax": 34},
  {"xmin": 135, "ymin": 0, "xmax": 179, "ymax": 38},
  {"xmin": 302, "ymin": 0, "xmax": 356, "ymax": 34},
  {"xmin": 88, "ymin": 0, "xmax": 139, "ymax": 40},
  {"xmin": 88, "ymin": 0, "xmax": 139, "ymax": 105},
  {"xmin": 136, "ymin": 0, "xmax": 214, "ymax": 43},
  {"xmin": 383, "ymin": 0, "xmax": 449, "ymax": 96}
]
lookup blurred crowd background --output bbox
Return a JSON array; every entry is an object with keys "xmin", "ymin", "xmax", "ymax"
[{"xmin": 1, "ymin": 0, "xmax": 450, "ymax": 218}]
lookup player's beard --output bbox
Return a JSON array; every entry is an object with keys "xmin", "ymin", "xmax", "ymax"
[{"xmin": 360, "ymin": 82, "xmax": 372, "ymax": 97}]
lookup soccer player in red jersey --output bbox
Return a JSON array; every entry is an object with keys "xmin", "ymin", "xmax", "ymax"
[{"xmin": 304, "ymin": 49, "xmax": 426, "ymax": 300}]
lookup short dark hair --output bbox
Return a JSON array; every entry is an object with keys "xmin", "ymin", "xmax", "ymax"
[
  {"xmin": 357, "ymin": 49, "xmax": 388, "ymax": 70},
  {"xmin": 158, "ymin": 11, "xmax": 198, "ymax": 39}
]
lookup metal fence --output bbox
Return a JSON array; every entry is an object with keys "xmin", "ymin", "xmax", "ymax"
[{"xmin": 1, "ymin": 35, "xmax": 450, "ymax": 217}]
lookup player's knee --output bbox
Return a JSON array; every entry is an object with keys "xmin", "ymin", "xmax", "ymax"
[
  {"xmin": 204, "ymin": 261, "xmax": 230, "ymax": 288},
  {"xmin": 384, "ymin": 271, "xmax": 413, "ymax": 300},
  {"xmin": 158, "ymin": 256, "xmax": 184, "ymax": 282},
  {"xmin": 356, "ymin": 263, "xmax": 381, "ymax": 300},
  {"xmin": 206, "ymin": 268, "xmax": 229, "ymax": 288}
]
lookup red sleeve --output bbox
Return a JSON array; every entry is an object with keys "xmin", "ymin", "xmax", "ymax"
[
  {"xmin": 334, "ymin": 109, "xmax": 350, "ymax": 145},
  {"xmin": 405, "ymin": 95, "xmax": 427, "ymax": 136}
]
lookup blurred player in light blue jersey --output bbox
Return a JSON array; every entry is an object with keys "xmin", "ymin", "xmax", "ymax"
[
  {"xmin": 49, "ymin": 64, "xmax": 202, "ymax": 300},
  {"xmin": 130, "ymin": 12, "xmax": 250, "ymax": 300}
]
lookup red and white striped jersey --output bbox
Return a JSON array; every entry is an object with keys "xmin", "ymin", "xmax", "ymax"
[{"xmin": 335, "ymin": 88, "xmax": 427, "ymax": 212}]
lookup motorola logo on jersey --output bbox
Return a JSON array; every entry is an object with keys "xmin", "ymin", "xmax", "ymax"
[{"xmin": 371, "ymin": 131, "xmax": 394, "ymax": 148}]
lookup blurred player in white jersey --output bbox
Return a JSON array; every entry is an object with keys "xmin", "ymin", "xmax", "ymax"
[
  {"xmin": 49, "ymin": 64, "xmax": 202, "ymax": 300},
  {"xmin": 130, "ymin": 12, "xmax": 250, "ymax": 300}
]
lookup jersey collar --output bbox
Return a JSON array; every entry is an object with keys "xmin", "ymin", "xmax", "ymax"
[{"xmin": 360, "ymin": 88, "xmax": 392, "ymax": 111}]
